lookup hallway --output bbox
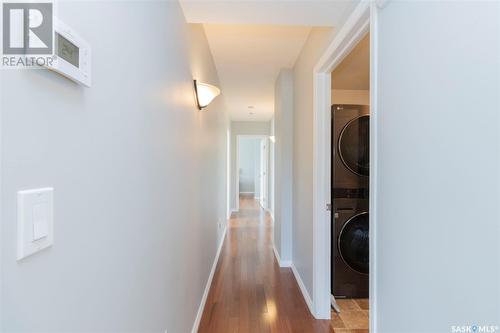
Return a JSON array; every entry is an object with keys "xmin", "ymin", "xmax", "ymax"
[
  {"xmin": 198, "ymin": 197, "xmax": 368, "ymax": 333},
  {"xmin": 198, "ymin": 196, "xmax": 330, "ymax": 332}
]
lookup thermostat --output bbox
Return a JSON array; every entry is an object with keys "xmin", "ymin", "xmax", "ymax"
[{"xmin": 47, "ymin": 19, "xmax": 91, "ymax": 87}]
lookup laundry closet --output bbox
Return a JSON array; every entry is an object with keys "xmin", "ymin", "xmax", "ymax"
[{"xmin": 330, "ymin": 34, "xmax": 370, "ymax": 302}]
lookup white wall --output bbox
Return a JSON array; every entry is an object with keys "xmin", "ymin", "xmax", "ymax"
[
  {"xmin": 238, "ymin": 138, "xmax": 259, "ymax": 194},
  {"xmin": 291, "ymin": 27, "xmax": 334, "ymax": 296},
  {"xmin": 331, "ymin": 89, "xmax": 369, "ymax": 105},
  {"xmin": 230, "ymin": 121, "xmax": 270, "ymax": 210},
  {"xmin": 0, "ymin": 2, "xmax": 228, "ymax": 332},
  {"xmin": 269, "ymin": 117, "xmax": 275, "ymax": 217},
  {"xmin": 374, "ymin": 1, "xmax": 500, "ymax": 331},
  {"xmin": 273, "ymin": 69, "xmax": 294, "ymax": 262},
  {"xmin": 253, "ymin": 141, "xmax": 261, "ymax": 199}
]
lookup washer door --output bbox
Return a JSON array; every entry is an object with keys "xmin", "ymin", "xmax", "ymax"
[
  {"xmin": 338, "ymin": 115, "xmax": 370, "ymax": 177},
  {"xmin": 338, "ymin": 212, "xmax": 369, "ymax": 274}
]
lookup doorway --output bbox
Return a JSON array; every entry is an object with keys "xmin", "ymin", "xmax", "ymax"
[
  {"xmin": 330, "ymin": 32, "xmax": 370, "ymax": 330},
  {"xmin": 236, "ymin": 135, "xmax": 269, "ymax": 211},
  {"xmin": 311, "ymin": 0, "xmax": 374, "ymax": 322}
]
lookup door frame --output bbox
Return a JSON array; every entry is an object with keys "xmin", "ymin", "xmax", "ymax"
[
  {"xmin": 226, "ymin": 129, "xmax": 232, "ymax": 219},
  {"xmin": 235, "ymin": 134, "xmax": 269, "ymax": 211},
  {"xmin": 311, "ymin": 0, "xmax": 382, "ymax": 325}
]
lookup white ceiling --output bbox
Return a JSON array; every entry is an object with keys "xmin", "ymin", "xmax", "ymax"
[
  {"xmin": 180, "ymin": 0, "xmax": 357, "ymax": 27},
  {"xmin": 203, "ymin": 24, "xmax": 311, "ymax": 121},
  {"xmin": 332, "ymin": 34, "xmax": 370, "ymax": 90},
  {"xmin": 180, "ymin": 0, "xmax": 358, "ymax": 121}
]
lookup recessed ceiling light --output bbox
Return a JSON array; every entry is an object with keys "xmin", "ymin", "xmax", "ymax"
[
  {"xmin": 249, "ymin": 112, "xmax": 254, "ymax": 115},
  {"xmin": 248, "ymin": 106, "xmax": 254, "ymax": 109}
]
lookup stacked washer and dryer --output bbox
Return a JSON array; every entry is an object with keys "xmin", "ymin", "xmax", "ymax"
[{"xmin": 331, "ymin": 104, "xmax": 370, "ymax": 299}]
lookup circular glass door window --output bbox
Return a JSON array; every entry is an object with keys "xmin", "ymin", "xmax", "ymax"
[
  {"xmin": 338, "ymin": 212, "xmax": 369, "ymax": 274},
  {"xmin": 338, "ymin": 115, "xmax": 370, "ymax": 177}
]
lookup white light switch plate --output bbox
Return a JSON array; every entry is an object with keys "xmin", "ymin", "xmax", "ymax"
[{"xmin": 17, "ymin": 188, "xmax": 54, "ymax": 260}]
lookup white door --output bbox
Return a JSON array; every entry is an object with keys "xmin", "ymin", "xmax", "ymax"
[{"xmin": 260, "ymin": 139, "xmax": 268, "ymax": 209}]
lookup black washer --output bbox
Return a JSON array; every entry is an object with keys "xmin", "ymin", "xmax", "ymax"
[
  {"xmin": 338, "ymin": 212, "xmax": 369, "ymax": 274},
  {"xmin": 338, "ymin": 115, "xmax": 370, "ymax": 177}
]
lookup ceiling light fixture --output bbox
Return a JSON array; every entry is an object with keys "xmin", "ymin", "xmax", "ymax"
[{"xmin": 193, "ymin": 80, "xmax": 221, "ymax": 110}]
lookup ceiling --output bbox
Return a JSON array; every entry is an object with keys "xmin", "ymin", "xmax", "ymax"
[
  {"xmin": 332, "ymin": 34, "xmax": 370, "ymax": 90},
  {"xmin": 180, "ymin": 0, "xmax": 358, "ymax": 121},
  {"xmin": 180, "ymin": 0, "xmax": 357, "ymax": 27},
  {"xmin": 203, "ymin": 24, "xmax": 312, "ymax": 121}
]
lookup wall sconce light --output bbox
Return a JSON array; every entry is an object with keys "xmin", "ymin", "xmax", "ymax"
[
  {"xmin": 194, "ymin": 80, "xmax": 221, "ymax": 110},
  {"xmin": 269, "ymin": 135, "xmax": 276, "ymax": 143}
]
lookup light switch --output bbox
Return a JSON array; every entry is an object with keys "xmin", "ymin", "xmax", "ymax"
[
  {"xmin": 32, "ymin": 203, "xmax": 49, "ymax": 240},
  {"xmin": 17, "ymin": 188, "xmax": 54, "ymax": 260}
]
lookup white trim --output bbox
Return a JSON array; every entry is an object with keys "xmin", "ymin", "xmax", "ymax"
[
  {"xmin": 291, "ymin": 264, "xmax": 314, "ymax": 315},
  {"xmin": 273, "ymin": 245, "xmax": 291, "ymax": 268},
  {"xmin": 227, "ymin": 129, "xmax": 232, "ymax": 224},
  {"xmin": 280, "ymin": 259, "xmax": 292, "ymax": 267},
  {"xmin": 236, "ymin": 135, "xmax": 240, "ymax": 211},
  {"xmin": 266, "ymin": 208, "xmax": 274, "ymax": 222},
  {"xmin": 191, "ymin": 226, "xmax": 227, "ymax": 333},
  {"xmin": 368, "ymin": 3, "xmax": 381, "ymax": 332},
  {"xmin": 312, "ymin": 71, "xmax": 332, "ymax": 320},
  {"xmin": 273, "ymin": 245, "xmax": 281, "ymax": 263},
  {"xmin": 312, "ymin": 0, "xmax": 372, "ymax": 321},
  {"xmin": 239, "ymin": 192, "xmax": 254, "ymax": 195},
  {"xmin": 0, "ymin": 30, "xmax": 3, "ymax": 325}
]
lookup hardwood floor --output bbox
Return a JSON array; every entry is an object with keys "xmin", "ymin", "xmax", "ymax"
[{"xmin": 199, "ymin": 196, "xmax": 368, "ymax": 333}]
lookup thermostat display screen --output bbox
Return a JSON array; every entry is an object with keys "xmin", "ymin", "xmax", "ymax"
[{"xmin": 56, "ymin": 33, "xmax": 79, "ymax": 68}]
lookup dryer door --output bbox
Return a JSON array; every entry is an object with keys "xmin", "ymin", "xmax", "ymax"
[
  {"xmin": 338, "ymin": 212, "xmax": 369, "ymax": 274},
  {"xmin": 338, "ymin": 115, "xmax": 370, "ymax": 177}
]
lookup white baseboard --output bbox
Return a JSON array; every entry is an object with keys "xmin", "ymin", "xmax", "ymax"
[
  {"xmin": 266, "ymin": 209, "xmax": 274, "ymax": 221},
  {"xmin": 291, "ymin": 263, "xmax": 314, "ymax": 316},
  {"xmin": 191, "ymin": 226, "xmax": 227, "ymax": 333},
  {"xmin": 273, "ymin": 245, "xmax": 291, "ymax": 268},
  {"xmin": 272, "ymin": 245, "xmax": 281, "ymax": 264}
]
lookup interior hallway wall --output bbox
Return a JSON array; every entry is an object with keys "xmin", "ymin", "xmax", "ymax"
[
  {"xmin": 291, "ymin": 27, "xmax": 334, "ymax": 298},
  {"xmin": 253, "ymin": 140, "xmax": 262, "ymax": 200},
  {"xmin": 230, "ymin": 121, "xmax": 270, "ymax": 211},
  {"xmin": 0, "ymin": 2, "xmax": 228, "ymax": 332},
  {"xmin": 331, "ymin": 89, "xmax": 369, "ymax": 105},
  {"xmin": 238, "ymin": 138, "xmax": 260, "ymax": 194},
  {"xmin": 374, "ymin": 1, "xmax": 500, "ymax": 331},
  {"xmin": 273, "ymin": 69, "xmax": 294, "ymax": 263},
  {"xmin": 269, "ymin": 117, "xmax": 275, "ymax": 218}
]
